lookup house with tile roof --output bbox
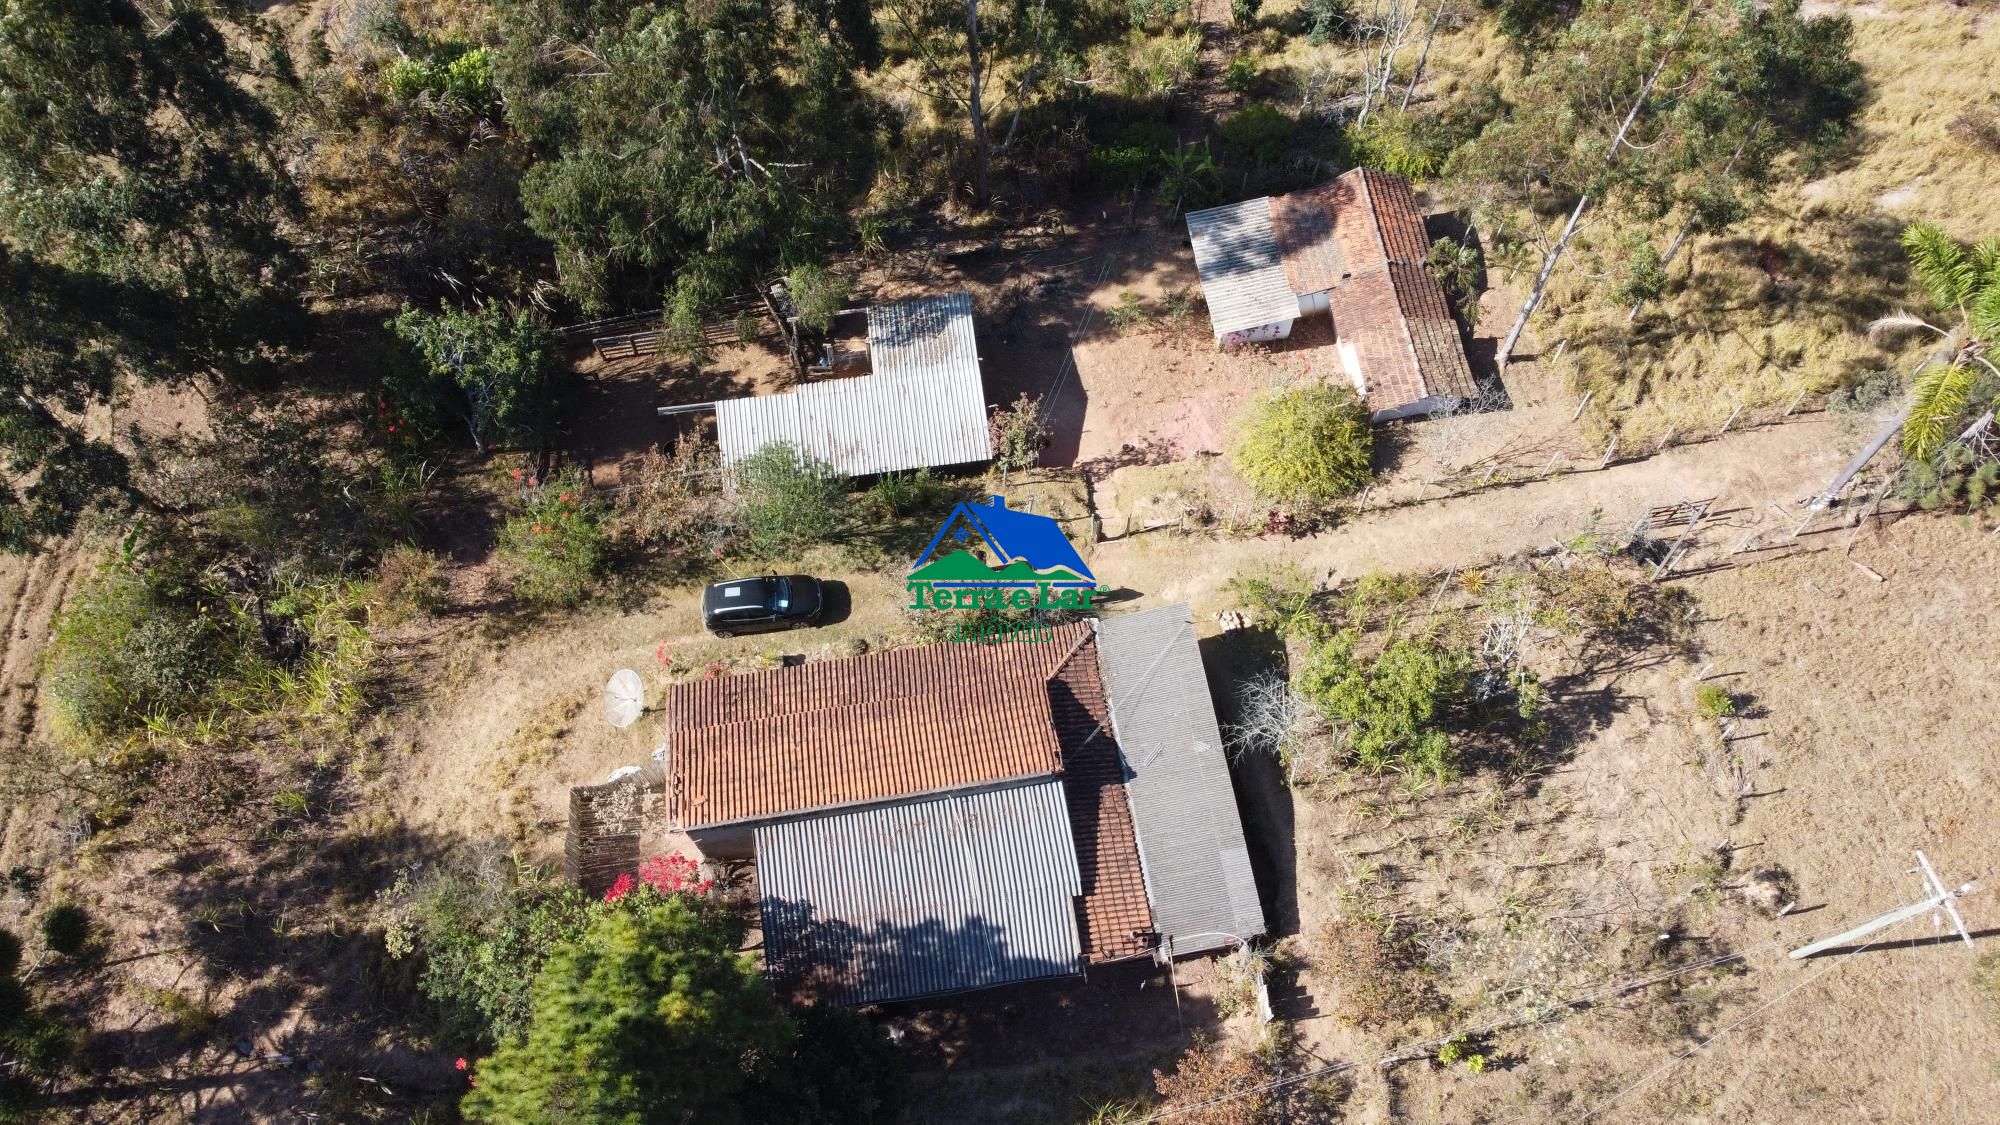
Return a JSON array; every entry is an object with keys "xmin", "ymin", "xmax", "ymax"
[
  {"xmin": 664, "ymin": 606, "xmax": 1263, "ymax": 1005},
  {"xmin": 1185, "ymin": 168, "xmax": 1479, "ymax": 421}
]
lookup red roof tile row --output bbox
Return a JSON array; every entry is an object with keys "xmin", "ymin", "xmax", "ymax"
[{"xmin": 668, "ymin": 632, "xmax": 1089, "ymax": 828}]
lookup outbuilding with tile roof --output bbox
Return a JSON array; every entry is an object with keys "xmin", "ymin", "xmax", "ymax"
[{"xmin": 1185, "ymin": 168, "xmax": 1479, "ymax": 420}]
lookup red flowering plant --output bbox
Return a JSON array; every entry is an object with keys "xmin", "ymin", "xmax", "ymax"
[
  {"xmin": 496, "ymin": 467, "xmax": 606, "ymax": 608},
  {"xmin": 602, "ymin": 854, "xmax": 715, "ymax": 904}
]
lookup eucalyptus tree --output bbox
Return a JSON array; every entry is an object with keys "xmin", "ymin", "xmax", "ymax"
[
  {"xmin": 0, "ymin": 0, "xmax": 300, "ymax": 550},
  {"xmin": 494, "ymin": 0, "xmax": 879, "ymax": 326}
]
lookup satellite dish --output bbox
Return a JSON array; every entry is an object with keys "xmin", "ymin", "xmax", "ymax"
[{"xmin": 605, "ymin": 669, "xmax": 646, "ymax": 728}]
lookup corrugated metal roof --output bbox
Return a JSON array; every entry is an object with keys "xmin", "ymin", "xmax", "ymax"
[
  {"xmin": 1095, "ymin": 605, "xmax": 1266, "ymax": 956},
  {"xmin": 756, "ymin": 780, "xmax": 1085, "ymax": 1005},
  {"xmin": 1185, "ymin": 199, "xmax": 1300, "ymax": 336},
  {"xmin": 714, "ymin": 293, "xmax": 991, "ymax": 476}
]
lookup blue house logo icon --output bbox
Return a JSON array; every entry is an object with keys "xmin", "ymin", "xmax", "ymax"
[{"xmin": 907, "ymin": 496, "xmax": 1098, "ymax": 613}]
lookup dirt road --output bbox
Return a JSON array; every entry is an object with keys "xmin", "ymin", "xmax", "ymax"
[{"xmin": 1093, "ymin": 415, "xmax": 1850, "ymax": 617}]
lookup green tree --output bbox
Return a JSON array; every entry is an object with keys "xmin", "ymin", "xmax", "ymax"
[
  {"xmin": 1231, "ymin": 385, "xmax": 1374, "ymax": 506},
  {"xmin": 462, "ymin": 897, "xmax": 793, "ymax": 1125},
  {"xmin": 0, "ymin": 0, "xmax": 300, "ymax": 550},
  {"xmin": 494, "ymin": 0, "xmax": 877, "ymax": 318},
  {"xmin": 390, "ymin": 301, "xmax": 559, "ymax": 454}
]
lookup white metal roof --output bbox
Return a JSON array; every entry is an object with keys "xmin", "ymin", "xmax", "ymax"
[
  {"xmin": 1185, "ymin": 199, "xmax": 1299, "ymax": 337},
  {"xmin": 1095, "ymin": 605, "xmax": 1266, "ymax": 956},
  {"xmin": 755, "ymin": 780, "xmax": 1085, "ymax": 1005},
  {"xmin": 714, "ymin": 292, "xmax": 991, "ymax": 476}
]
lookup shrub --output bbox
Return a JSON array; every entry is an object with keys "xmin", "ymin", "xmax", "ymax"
[
  {"xmin": 607, "ymin": 437, "xmax": 728, "ymax": 571},
  {"xmin": 39, "ymin": 903, "xmax": 90, "ymax": 958},
  {"xmin": 1127, "ymin": 0, "xmax": 1190, "ymax": 29},
  {"xmin": 1217, "ymin": 103, "xmax": 1293, "ymax": 166},
  {"xmin": 385, "ymin": 44, "xmax": 495, "ymax": 113},
  {"xmin": 1230, "ymin": 384, "xmax": 1374, "ymax": 506},
  {"xmin": 865, "ymin": 470, "xmax": 957, "ymax": 519},
  {"xmin": 785, "ymin": 264, "xmax": 850, "ymax": 333},
  {"xmin": 1296, "ymin": 630, "xmax": 1470, "ymax": 782},
  {"xmin": 369, "ymin": 545, "xmax": 449, "ymax": 626},
  {"xmin": 1086, "ymin": 122, "xmax": 1174, "ymax": 191},
  {"xmin": 385, "ymin": 866, "xmax": 598, "ymax": 1042},
  {"xmin": 1223, "ymin": 54, "xmax": 1257, "ymax": 94},
  {"xmin": 988, "ymin": 394, "xmax": 1053, "ymax": 473},
  {"xmin": 1611, "ymin": 230, "xmax": 1667, "ymax": 308},
  {"xmin": 46, "ymin": 563, "xmax": 237, "ymax": 746},
  {"xmin": 1107, "ymin": 290, "xmax": 1149, "ymax": 334},
  {"xmin": 733, "ymin": 443, "xmax": 852, "ymax": 556},
  {"xmin": 1695, "ymin": 683, "xmax": 1737, "ymax": 719},
  {"xmin": 1317, "ymin": 918, "xmax": 1440, "ymax": 1029},
  {"xmin": 1230, "ymin": 0, "xmax": 1262, "ymax": 28},
  {"xmin": 1302, "ymin": 0, "xmax": 1355, "ymax": 43},
  {"xmin": 497, "ymin": 469, "xmax": 607, "ymax": 608}
]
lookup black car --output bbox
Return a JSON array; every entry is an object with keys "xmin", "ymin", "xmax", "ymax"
[{"xmin": 701, "ymin": 574, "xmax": 824, "ymax": 637}]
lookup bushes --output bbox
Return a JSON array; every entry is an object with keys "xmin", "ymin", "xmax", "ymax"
[
  {"xmin": 382, "ymin": 864, "xmax": 598, "ymax": 1043},
  {"xmin": 1217, "ymin": 103, "xmax": 1293, "ymax": 166},
  {"xmin": 988, "ymin": 394, "xmax": 1053, "ymax": 473},
  {"xmin": 607, "ymin": 437, "xmax": 729, "ymax": 572},
  {"xmin": 46, "ymin": 563, "xmax": 238, "ymax": 745},
  {"xmin": 39, "ymin": 903, "xmax": 91, "ymax": 959},
  {"xmin": 784, "ymin": 264, "xmax": 850, "ymax": 333},
  {"xmin": 1230, "ymin": 384, "xmax": 1374, "ymax": 507},
  {"xmin": 369, "ymin": 545, "xmax": 449, "ymax": 626},
  {"xmin": 865, "ymin": 470, "xmax": 957, "ymax": 520},
  {"xmin": 1296, "ymin": 630, "xmax": 1473, "ymax": 783},
  {"xmin": 1317, "ymin": 918, "xmax": 1440, "ymax": 1030},
  {"xmin": 733, "ymin": 443, "xmax": 852, "ymax": 556},
  {"xmin": 1, "ymin": 926, "xmax": 72, "ymax": 1118},
  {"xmin": 1695, "ymin": 684, "xmax": 1737, "ymax": 719},
  {"xmin": 497, "ymin": 469, "xmax": 607, "ymax": 608}
]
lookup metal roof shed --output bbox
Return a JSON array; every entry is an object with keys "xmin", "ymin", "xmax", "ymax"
[
  {"xmin": 1095, "ymin": 605, "xmax": 1266, "ymax": 957},
  {"xmin": 1185, "ymin": 199, "xmax": 1299, "ymax": 339},
  {"xmin": 756, "ymin": 780, "xmax": 1086, "ymax": 1006},
  {"xmin": 713, "ymin": 292, "xmax": 992, "ymax": 477}
]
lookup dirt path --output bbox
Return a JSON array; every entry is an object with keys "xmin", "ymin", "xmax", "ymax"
[{"xmin": 1092, "ymin": 416, "xmax": 1850, "ymax": 616}]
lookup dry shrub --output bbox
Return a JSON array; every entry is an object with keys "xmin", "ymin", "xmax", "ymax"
[
  {"xmin": 1947, "ymin": 107, "xmax": 2000, "ymax": 154},
  {"xmin": 1317, "ymin": 918, "xmax": 1441, "ymax": 1030},
  {"xmin": 142, "ymin": 754, "xmax": 261, "ymax": 840},
  {"xmin": 608, "ymin": 436, "xmax": 727, "ymax": 572},
  {"xmin": 369, "ymin": 545, "xmax": 448, "ymax": 627},
  {"xmin": 1152, "ymin": 1031, "xmax": 1348, "ymax": 1124}
]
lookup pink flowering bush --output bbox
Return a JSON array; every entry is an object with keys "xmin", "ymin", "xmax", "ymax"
[{"xmin": 603, "ymin": 855, "xmax": 714, "ymax": 904}]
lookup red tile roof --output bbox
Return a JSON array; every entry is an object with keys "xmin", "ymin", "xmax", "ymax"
[
  {"xmin": 668, "ymin": 630, "xmax": 1091, "ymax": 828},
  {"xmin": 1269, "ymin": 186, "xmax": 1344, "ymax": 296},
  {"xmin": 1047, "ymin": 632, "xmax": 1156, "ymax": 961}
]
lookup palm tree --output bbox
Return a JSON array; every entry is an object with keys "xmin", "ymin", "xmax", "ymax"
[
  {"xmin": 1870, "ymin": 223, "xmax": 2000, "ymax": 459},
  {"xmin": 1802, "ymin": 222, "xmax": 2000, "ymax": 519}
]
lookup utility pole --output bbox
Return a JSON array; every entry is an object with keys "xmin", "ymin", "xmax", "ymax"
[{"xmin": 1789, "ymin": 850, "xmax": 1976, "ymax": 960}]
